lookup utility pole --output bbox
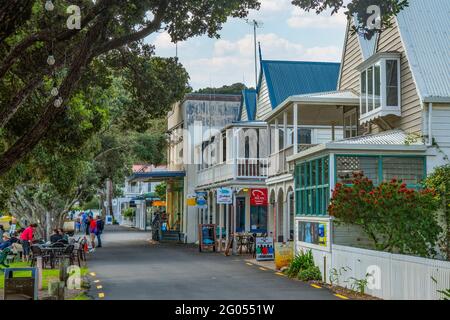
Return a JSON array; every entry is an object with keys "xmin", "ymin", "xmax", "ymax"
[{"xmin": 246, "ymin": 19, "xmax": 263, "ymax": 88}]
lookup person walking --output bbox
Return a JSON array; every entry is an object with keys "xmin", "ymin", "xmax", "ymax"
[
  {"xmin": 84, "ymin": 213, "xmax": 90, "ymax": 236},
  {"xmin": 20, "ymin": 223, "xmax": 37, "ymax": 262},
  {"xmin": 96, "ymin": 217, "xmax": 104, "ymax": 248},
  {"xmin": 88, "ymin": 216, "xmax": 98, "ymax": 252}
]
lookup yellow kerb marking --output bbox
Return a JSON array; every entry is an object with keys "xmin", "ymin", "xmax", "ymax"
[
  {"xmin": 335, "ymin": 294, "xmax": 349, "ymax": 300},
  {"xmin": 259, "ymin": 267, "xmax": 268, "ymax": 271},
  {"xmin": 98, "ymin": 293, "xmax": 105, "ymax": 299},
  {"xmin": 246, "ymin": 263, "xmax": 253, "ymax": 266},
  {"xmin": 311, "ymin": 284, "xmax": 322, "ymax": 289},
  {"xmin": 96, "ymin": 285, "xmax": 103, "ymax": 289},
  {"xmin": 94, "ymin": 280, "xmax": 100, "ymax": 283},
  {"xmin": 275, "ymin": 272, "xmax": 286, "ymax": 276},
  {"xmin": 89, "ymin": 272, "xmax": 96, "ymax": 277}
]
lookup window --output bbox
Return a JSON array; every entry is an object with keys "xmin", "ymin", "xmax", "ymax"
[
  {"xmin": 344, "ymin": 109, "xmax": 358, "ymax": 138},
  {"xmin": 336, "ymin": 155, "xmax": 425, "ymax": 187},
  {"xmin": 279, "ymin": 128, "xmax": 285, "ymax": 150},
  {"xmin": 250, "ymin": 206, "xmax": 267, "ymax": 232},
  {"xmin": 359, "ymin": 55, "xmax": 401, "ymax": 122},
  {"xmin": 222, "ymin": 132, "xmax": 227, "ymax": 162},
  {"xmin": 295, "ymin": 156, "xmax": 330, "ymax": 217},
  {"xmin": 298, "ymin": 128, "xmax": 312, "ymax": 145},
  {"xmin": 386, "ymin": 60, "xmax": 399, "ymax": 106}
]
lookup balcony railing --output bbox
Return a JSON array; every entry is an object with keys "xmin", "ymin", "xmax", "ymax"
[
  {"xmin": 268, "ymin": 144, "xmax": 318, "ymax": 177},
  {"xmin": 197, "ymin": 158, "xmax": 268, "ymax": 187}
]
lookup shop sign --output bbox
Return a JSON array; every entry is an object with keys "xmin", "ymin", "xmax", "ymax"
[
  {"xmin": 187, "ymin": 194, "xmax": 197, "ymax": 206},
  {"xmin": 255, "ymin": 237, "xmax": 274, "ymax": 261},
  {"xmin": 152, "ymin": 201, "xmax": 166, "ymax": 207},
  {"xmin": 250, "ymin": 188, "xmax": 268, "ymax": 206},
  {"xmin": 275, "ymin": 242, "xmax": 294, "ymax": 270},
  {"xmin": 196, "ymin": 191, "xmax": 208, "ymax": 209},
  {"xmin": 217, "ymin": 188, "xmax": 233, "ymax": 205}
]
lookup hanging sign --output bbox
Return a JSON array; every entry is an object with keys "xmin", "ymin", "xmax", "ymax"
[
  {"xmin": 187, "ymin": 194, "xmax": 197, "ymax": 206},
  {"xmin": 196, "ymin": 191, "xmax": 208, "ymax": 209},
  {"xmin": 217, "ymin": 188, "xmax": 233, "ymax": 205},
  {"xmin": 255, "ymin": 237, "xmax": 274, "ymax": 261},
  {"xmin": 250, "ymin": 188, "xmax": 268, "ymax": 206}
]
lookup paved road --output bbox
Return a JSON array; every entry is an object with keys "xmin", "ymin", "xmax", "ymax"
[{"xmin": 87, "ymin": 226, "xmax": 338, "ymax": 300}]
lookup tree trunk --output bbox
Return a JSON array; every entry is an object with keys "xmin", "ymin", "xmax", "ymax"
[{"xmin": 107, "ymin": 178, "xmax": 114, "ymax": 218}]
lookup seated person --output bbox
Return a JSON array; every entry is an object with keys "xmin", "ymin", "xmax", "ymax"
[
  {"xmin": 58, "ymin": 228, "xmax": 69, "ymax": 243},
  {"xmin": 50, "ymin": 229, "xmax": 63, "ymax": 243},
  {"xmin": 0, "ymin": 233, "xmax": 13, "ymax": 250}
]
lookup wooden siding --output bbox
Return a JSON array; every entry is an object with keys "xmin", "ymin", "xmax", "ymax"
[
  {"xmin": 338, "ymin": 22, "xmax": 363, "ymax": 92},
  {"xmin": 241, "ymin": 104, "xmax": 248, "ymax": 121},
  {"xmin": 431, "ymin": 105, "xmax": 450, "ymax": 147},
  {"xmin": 377, "ymin": 19, "xmax": 422, "ymax": 134},
  {"xmin": 256, "ymin": 74, "xmax": 273, "ymax": 120}
]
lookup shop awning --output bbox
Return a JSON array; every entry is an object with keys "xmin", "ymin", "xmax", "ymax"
[{"xmin": 129, "ymin": 170, "xmax": 185, "ymax": 183}]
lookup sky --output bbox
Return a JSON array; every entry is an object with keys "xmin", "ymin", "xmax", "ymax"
[{"xmin": 145, "ymin": 0, "xmax": 349, "ymax": 90}]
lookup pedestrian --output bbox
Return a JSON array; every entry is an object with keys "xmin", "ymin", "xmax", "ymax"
[
  {"xmin": 8, "ymin": 217, "xmax": 17, "ymax": 236},
  {"xmin": 84, "ymin": 213, "xmax": 90, "ymax": 236},
  {"xmin": 75, "ymin": 217, "xmax": 81, "ymax": 233},
  {"xmin": 88, "ymin": 216, "xmax": 97, "ymax": 252},
  {"xmin": 50, "ymin": 229, "xmax": 63, "ymax": 243},
  {"xmin": 96, "ymin": 217, "xmax": 104, "ymax": 248},
  {"xmin": 20, "ymin": 223, "xmax": 37, "ymax": 262}
]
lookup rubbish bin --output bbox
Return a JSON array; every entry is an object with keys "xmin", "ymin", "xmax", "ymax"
[{"xmin": 3, "ymin": 268, "xmax": 38, "ymax": 300}]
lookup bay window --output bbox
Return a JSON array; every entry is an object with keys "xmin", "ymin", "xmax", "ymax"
[{"xmin": 357, "ymin": 53, "xmax": 401, "ymax": 124}]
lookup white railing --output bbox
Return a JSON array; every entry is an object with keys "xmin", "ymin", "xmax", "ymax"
[
  {"xmin": 268, "ymin": 144, "xmax": 318, "ymax": 177},
  {"xmin": 197, "ymin": 158, "xmax": 268, "ymax": 187},
  {"xmin": 236, "ymin": 158, "xmax": 268, "ymax": 178}
]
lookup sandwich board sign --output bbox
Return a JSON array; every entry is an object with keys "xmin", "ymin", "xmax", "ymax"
[{"xmin": 255, "ymin": 237, "xmax": 274, "ymax": 261}]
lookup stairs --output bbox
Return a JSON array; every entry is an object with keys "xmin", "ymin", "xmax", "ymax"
[{"xmin": 161, "ymin": 230, "xmax": 181, "ymax": 243}]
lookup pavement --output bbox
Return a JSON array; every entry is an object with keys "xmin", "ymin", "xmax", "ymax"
[{"xmin": 86, "ymin": 225, "xmax": 339, "ymax": 300}]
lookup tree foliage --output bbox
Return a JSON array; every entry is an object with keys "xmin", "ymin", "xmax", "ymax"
[
  {"xmin": 0, "ymin": 0, "xmax": 260, "ymax": 176},
  {"xmin": 291, "ymin": 0, "xmax": 409, "ymax": 38},
  {"xmin": 425, "ymin": 165, "xmax": 450, "ymax": 260},
  {"xmin": 195, "ymin": 83, "xmax": 251, "ymax": 95},
  {"xmin": 329, "ymin": 173, "xmax": 442, "ymax": 257}
]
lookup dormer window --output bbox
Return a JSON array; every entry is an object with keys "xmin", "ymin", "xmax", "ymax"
[{"xmin": 357, "ymin": 52, "xmax": 401, "ymax": 124}]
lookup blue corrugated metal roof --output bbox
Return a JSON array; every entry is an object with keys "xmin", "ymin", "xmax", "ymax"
[
  {"xmin": 260, "ymin": 60, "xmax": 341, "ymax": 108},
  {"xmin": 396, "ymin": 0, "xmax": 450, "ymax": 102},
  {"xmin": 239, "ymin": 89, "xmax": 257, "ymax": 121}
]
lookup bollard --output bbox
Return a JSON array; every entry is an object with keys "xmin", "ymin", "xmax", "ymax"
[{"xmin": 36, "ymin": 257, "xmax": 43, "ymax": 290}]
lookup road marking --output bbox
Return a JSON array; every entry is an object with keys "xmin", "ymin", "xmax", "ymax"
[
  {"xmin": 90, "ymin": 272, "xmax": 96, "ymax": 277},
  {"xmin": 275, "ymin": 272, "xmax": 286, "ymax": 277},
  {"xmin": 98, "ymin": 293, "xmax": 105, "ymax": 299},
  {"xmin": 246, "ymin": 262, "xmax": 253, "ymax": 266},
  {"xmin": 259, "ymin": 267, "xmax": 268, "ymax": 271},
  {"xmin": 311, "ymin": 284, "xmax": 322, "ymax": 289},
  {"xmin": 335, "ymin": 294, "xmax": 349, "ymax": 300},
  {"xmin": 94, "ymin": 280, "xmax": 100, "ymax": 283},
  {"xmin": 96, "ymin": 285, "xmax": 103, "ymax": 289}
]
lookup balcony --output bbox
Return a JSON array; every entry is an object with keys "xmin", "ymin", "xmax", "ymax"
[
  {"xmin": 268, "ymin": 144, "xmax": 318, "ymax": 177},
  {"xmin": 197, "ymin": 158, "xmax": 268, "ymax": 187}
]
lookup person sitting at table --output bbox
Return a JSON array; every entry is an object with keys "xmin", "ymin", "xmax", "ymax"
[
  {"xmin": 50, "ymin": 229, "xmax": 63, "ymax": 243},
  {"xmin": 57, "ymin": 228, "xmax": 69, "ymax": 244},
  {"xmin": 0, "ymin": 232, "xmax": 13, "ymax": 250}
]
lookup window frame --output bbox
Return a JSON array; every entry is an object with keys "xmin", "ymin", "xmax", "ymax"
[{"xmin": 359, "ymin": 57, "xmax": 401, "ymax": 120}]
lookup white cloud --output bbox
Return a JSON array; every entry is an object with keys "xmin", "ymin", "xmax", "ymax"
[
  {"xmin": 287, "ymin": 9, "xmax": 347, "ymax": 29},
  {"xmin": 259, "ymin": 0, "xmax": 291, "ymax": 12},
  {"xmin": 186, "ymin": 33, "xmax": 341, "ymax": 88}
]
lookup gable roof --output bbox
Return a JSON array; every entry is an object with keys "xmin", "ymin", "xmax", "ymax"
[
  {"xmin": 239, "ymin": 89, "xmax": 257, "ymax": 121},
  {"xmin": 258, "ymin": 60, "xmax": 341, "ymax": 109},
  {"xmin": 395, "ymin": 0, "xmax": 450, "ymax": 102}
]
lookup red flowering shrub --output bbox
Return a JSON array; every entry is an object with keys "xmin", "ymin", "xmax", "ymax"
[{"xmin": 329, "ymin": 173, "xmax": 442, "ymax": 257}]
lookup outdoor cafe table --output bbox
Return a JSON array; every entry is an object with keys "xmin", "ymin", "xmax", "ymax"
[{"xmin": 38, "ymin": 244, "xmax": 68, "ymax": 268}]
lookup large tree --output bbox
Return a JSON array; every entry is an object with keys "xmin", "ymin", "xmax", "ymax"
[{"xmin": 0, "ymin": 0, "xmax": 261, "ymax": 176}]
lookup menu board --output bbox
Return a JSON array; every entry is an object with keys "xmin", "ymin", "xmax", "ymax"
[
  {"xmin": 198, "ymin": 224, "xmax": 216, "ymax": 252},
  {"xmin": 255, "ymin": 237, "xmax": 274, "ymax": 261}
]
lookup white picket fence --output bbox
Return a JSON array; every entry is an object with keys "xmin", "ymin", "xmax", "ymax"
[{"xmin": 300, "ymin": 244, "xmax": 450, "ymax": 300}]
